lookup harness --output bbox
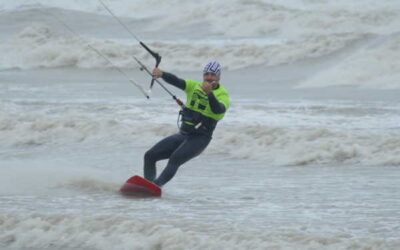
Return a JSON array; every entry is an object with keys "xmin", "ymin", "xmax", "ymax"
[{"xmin": 177, "ymin": 108, "xmax": 217, "ymax": 136}]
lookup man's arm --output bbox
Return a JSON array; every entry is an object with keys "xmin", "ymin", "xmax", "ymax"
[
  {"xmin": 207, "ymin": 92, "xmax": 226, "ymax": 114},
  {"xmin": 161, "ymin": 72, "xmax": 186, "ymax": 90},
  {"xmin": 152, "ymin": 68, "xmax": 185, "ymax": 90},
  {"xmin": 201, "ymin": 81, "xmax": 226, "ymax": 114}
]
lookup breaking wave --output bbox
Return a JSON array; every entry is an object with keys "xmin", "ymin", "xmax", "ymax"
[
  {"xmin": 1, "ymin": 2, "xmax": 399, "ymax": 88},
  {"xmin": 0, "ymin": 214, "xmax": 398, "ymax": 250},
  {"xmin": 211, "ymin": 125, "xmax": 400, "ymax": 166},
  {"xmin": 298, "ymin": 32, "xmax": 400, "ymax": 89},
  {"xmin": 0, "ymin": 24, "xmax": 363, "ymax": 71},
  {"xmin": 1, "ymin": 100, "xmax": 400, "ymax": 166}
]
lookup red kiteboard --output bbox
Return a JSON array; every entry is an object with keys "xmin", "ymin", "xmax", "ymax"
[{"xmin": 120, "ymin": 175, "xmax": 162, "ymax": 197}]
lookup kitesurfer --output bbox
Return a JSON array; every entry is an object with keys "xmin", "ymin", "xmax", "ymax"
[{"xmin": 143, "ymin": 61, "xmax": 230, "ymax": 187}]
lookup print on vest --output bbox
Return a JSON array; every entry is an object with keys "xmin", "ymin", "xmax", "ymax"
[{"xmin": 191, "ymin": 90, "xmax": 209, "ymax": 110}]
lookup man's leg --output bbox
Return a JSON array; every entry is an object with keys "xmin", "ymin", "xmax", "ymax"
[
  {"xmin": 154, "ymin": 135, "xmax": 211, "ymax": 186},
  {"xmin": 143, "ymin": 133, "xmax": 185, "ymax": 181}
]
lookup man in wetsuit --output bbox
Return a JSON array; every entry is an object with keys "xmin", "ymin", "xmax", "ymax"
[{"xmin": 144, "ymin": 61, "xmax": 230, "ymax": 187}]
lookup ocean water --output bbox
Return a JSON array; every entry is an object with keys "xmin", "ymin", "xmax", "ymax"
[{"xmin": 1, "ymin": 0, "xmax": 400, "ymax": 249}]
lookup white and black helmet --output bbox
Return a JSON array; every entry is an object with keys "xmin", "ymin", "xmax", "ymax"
[{"xmin": 203, "ymin": 61, "xmax": 221, "ymax": 77}]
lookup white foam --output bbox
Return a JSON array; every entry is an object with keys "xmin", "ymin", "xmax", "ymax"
[
  {"xmin": 210, "ymin": 125, "xmax": 400, "ymax": 166},
  {"xmin": 0, "ymin": 24, "xmax": 362, "ymax": 71},
  {"xmin": 4, "ymin": 0, "xmax": 399, "ymax": 37},
  {"xmin": 1, "ymin": 99, "xmax": 400, "ymax": 167},
  {"xmin": 0, "ymin": 25, "xmax": 144, "ymax": 70},
  {"xmin": 1, "ymin": 214, "xmax": 398, "ymax": 250},
  {"xmin": 298, "ymin": 33, "xmax": 400, "ymax": 89},
  {"xmin": 0, "ymin": 99, "xmax": 176, "ymax": 148},
  {"xmin": 1, "ymin": 2, "xmax": 400, "ymax": 89}
]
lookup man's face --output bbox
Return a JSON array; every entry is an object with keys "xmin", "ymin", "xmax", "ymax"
[{"xmin": 203, "ymin": 72, "xmax": 219, "ymax": 88}]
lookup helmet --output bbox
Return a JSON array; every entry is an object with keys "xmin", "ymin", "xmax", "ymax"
[{"xmin": 203, "ymin": 61, "xmax": 221, "ymax": 77}]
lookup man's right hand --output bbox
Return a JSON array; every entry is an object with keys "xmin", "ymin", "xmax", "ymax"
[{"xmin": 152, "ymin": 68, "xmax": 163, "ymax": 78}]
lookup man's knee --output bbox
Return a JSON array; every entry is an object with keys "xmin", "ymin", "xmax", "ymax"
[
  {"xmin": 168, "ymin": 151, "xmax": 190, "ymax": 168},
  {"xmin": 144, "ymin": 149, "xmax": 156, "ymax": 163}
]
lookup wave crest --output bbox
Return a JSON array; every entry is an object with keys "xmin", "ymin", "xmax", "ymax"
[
  {"xmin": 1, "ymin": 214, "xmax": 398, "ymax": 250},
  {"xmin": 210, "ymin": 125, "xmax": 400, "ymax": 166},
  {"xmin": 0, "ymin": 25, "xmax": 363, "ymax": 71},
  {"xmin": 2, "ymin": 108, "xmax": 400, "ymax": 166}
]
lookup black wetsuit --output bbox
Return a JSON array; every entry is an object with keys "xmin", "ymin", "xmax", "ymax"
[{"xmin": 143, "ymin": 72, "xmax": 227, "ymax": 187}]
